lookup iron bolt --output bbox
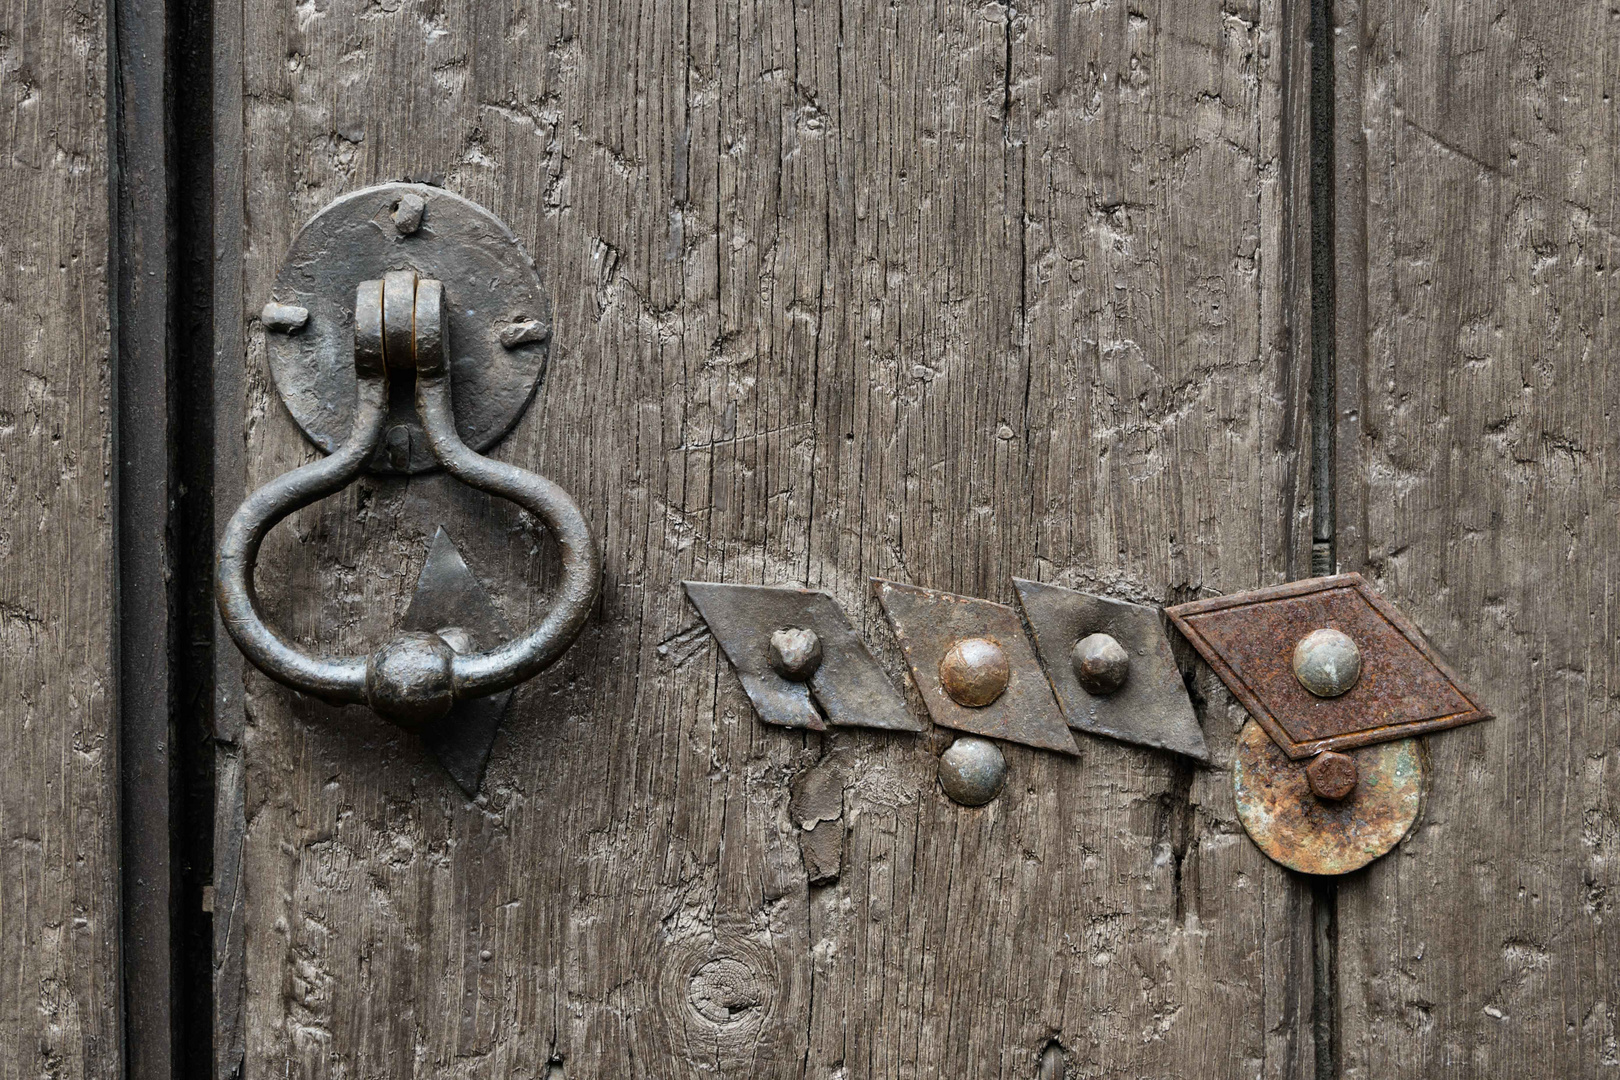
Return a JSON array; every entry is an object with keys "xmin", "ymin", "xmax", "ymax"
[
  {"xmin": 1072, "ymin": 632, "xmax": 1130, "ymax": 694},
  {"xmin": 769, "ymin": 627, "xmax": 822, "ymax": 681},
  {"xmin": 937, "ymin": 736, "xmax": 1008, "ymax": 806},
  {"xmin": 939, "ymin": 636, "xmax": 1010, "ymax": 707},
  {"xmin": 1292, "ymin": 627, "xmax": 1362, "ymax": 698},
  {"xmin": 1305, "ymin": 750, "xmax": 1359, "ymax": 800}
]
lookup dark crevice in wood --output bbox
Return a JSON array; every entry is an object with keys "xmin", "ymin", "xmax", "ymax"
[
  {"xmin": 112, "ymin": 0, "xmax": 177, "ymax": 1071},
  {"xmin": 172, "ymin": 0, "xmax": 218, "ymax": 1073},
  {"xmin": 1308, "ymin": 0, "xmax": 1337, "ymax": 579},
  {"xmin": 1307, "ymin": 3, "xmax": 1341, "ymax": 1079},
  {"xmin": 1310, "ymin": 875, "xmax": 1340, "ymax": 1080},
  {"xmin": 114, "ymin": 0, "xmax": 217, "ymax": 1071}
]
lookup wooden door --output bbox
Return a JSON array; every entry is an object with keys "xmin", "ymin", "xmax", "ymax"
[
  {"xmin": 7, "ymin": 0, "xmax": 1620, "ymax": 1077},
  {"xmin": 217, "ymin": 0, "xmax": 1315, "ymax": 1075}
]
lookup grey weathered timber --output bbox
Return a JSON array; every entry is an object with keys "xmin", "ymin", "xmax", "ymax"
[
  {"xmin": 0, "ymin": 0, "xmax": 120, "ymax": 1074},
  {"xmin": 1334, "ymin": 2, "xmax": 1620, "ymax": 1076},
  {"xmin": 224, "ymin": 0, "xmax": 1316, "ymax": 1076}
]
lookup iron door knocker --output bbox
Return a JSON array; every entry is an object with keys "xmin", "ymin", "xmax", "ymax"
[{"xmin": 218, "ymin": 186, "xmax": 599, "ymax": 766}]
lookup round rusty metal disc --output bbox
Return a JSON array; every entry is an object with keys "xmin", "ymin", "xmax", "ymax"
[
  {"xmin": 1233, "ymin": 718, "xmax": 1424, "ymax": 875},
  {"xmin": 263, "ymin": 183, "xmax": 550, "ymax": 474}
]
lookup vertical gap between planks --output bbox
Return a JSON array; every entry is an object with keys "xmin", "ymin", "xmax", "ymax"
[
  {"xmin": 112, "ymin": 0, "xmax": 177, "ymax": 1072},
  {"xmin": 1307, "ymin": 1, "xmax": 1341, "ymax": 1079},
  {"xmin": 114, "ymin": 0, "xmax": 224, "ymax": 1071},
  {"xmin": 173, "ymin": 0, "xmax": 221, "ymax": 1073}
]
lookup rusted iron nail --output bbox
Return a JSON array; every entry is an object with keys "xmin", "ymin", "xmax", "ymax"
[
  {"xmin": 939, "ymin": 637, "xmax": 1010, "ymax": 708},
  {"xmin": 1305, "ymin": 750, "xmax": 1358, "ymax": 800},
  {"xmin": 769, "ymin": 627, "xmax": 822, "ymax": 682},
  {"xmin": 393, "ymin": 192, "xmax": 426, "ymax": 234},
  {"xmin": 1072, "ymin": 632, "xmax": 1130, "ymax": 695},
  {"xmin": 937, "ymin": 736, "xmax": 1007, "ymax": 806},
  {"xmin": 1293, "ymin": 627, "xmax": 1362, "ymax": 698},
  {"xmin": 260, "ymin": 301, "xmax": 309, "ymax": 333}
]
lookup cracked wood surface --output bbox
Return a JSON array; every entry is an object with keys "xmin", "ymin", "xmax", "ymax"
[
  {"xmin": 1333, "ymin": 1, "xmax": 1620, "ymax": 1076},
  {"xmin": 229, "ymin": 0, "xmax": 1316, "ymax": 1075},
  {"xmin": 0, "ymin": 0, "xmax": 119, "ymax": 1074}
]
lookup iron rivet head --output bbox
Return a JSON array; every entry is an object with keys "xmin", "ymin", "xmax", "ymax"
[
  {"xmin": 392, "ymin": 192, "xmax": 426, "ymax": 234},
  {"xmin": 1072, "ymin": 632, "xmax": 1130, "ymax": 694},
  {"xmin": 769, "ymin": 627, "xmax": 822, "ymax": 682},
  {"xmin": 939, "ymin": 636, "xmax": 1010, "ymax": 707},
  {"xmin": 1305, "ymin": 750, "xmax": 1359, "ymax": 801},
  {"xmin": 1292, "ymin": 627, "xmax": 1362, "ymax": 698},
  {"xmin": 937, "ymin": 736, "xmax": 1008, "ymax": 806}
]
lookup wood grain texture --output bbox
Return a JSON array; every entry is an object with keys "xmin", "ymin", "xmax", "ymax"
[
  {"xmin": 227, "ymin": 0, "xmax": 1315, "ymax": 1075},
  {"xmin": 0, "ymin": 0, "xmax": 119, "ymax": 1075},
  {"xmin": 1335, "ymin": 1, "xmax": 1620, "ymax": 1076}
]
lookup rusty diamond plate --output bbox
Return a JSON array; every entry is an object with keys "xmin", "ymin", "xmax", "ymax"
[
  {"xmin": 873, "ymin": 579, "xmax": 1078, "ymax": 756},
  {"xmin": 1166, "ymin": 573, "xmax": 1491, "ymax": 759}
]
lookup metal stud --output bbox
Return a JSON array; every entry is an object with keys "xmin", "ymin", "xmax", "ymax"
[
  {"xmin": 769, "ymin": 627, "xmax": 823, "ymax": 682},
  {"xmin": 1072, "ymin": 632, "xmax": 1130, "ymax": 695},
  {"xmin": 939, "ymin": 637, "xmax": 1010, "ymax": 708},
  {"xmin": 1293, "ymin": 627, "xmax": 1362, "ymax": 698},
  {"xmin": 937, "ymin": 736, "xmax": 1008, "ymax": 806}
]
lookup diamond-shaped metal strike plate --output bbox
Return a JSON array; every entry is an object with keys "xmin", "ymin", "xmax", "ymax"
[
  {"xmin": 1013, "ymin": 579, "xmax": 1210, "ymax": 763},
  {"xmin": 682, "ymin": 582, "xmax": 924, "ymax": 733},
  {"xmin": 404, "ymin": 528, "xmax": 514, "ymax": 795},
  {"xmin": 1166, "ymin": 573, "xmax": 1491, "ymax": 760},
  {"xmin": 873, "ymin": 579, "xmax": 1078, "ymax": 755}
]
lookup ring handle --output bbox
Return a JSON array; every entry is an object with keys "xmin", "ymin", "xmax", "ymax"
[{"xmin": 217, "ymin": 272, "xmax": 601, "ymax": 729}]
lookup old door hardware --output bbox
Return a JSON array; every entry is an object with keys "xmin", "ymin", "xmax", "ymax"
[
  {"xmin": 218, "ymin": 267, "xmax": 600, "ymax": 734},
  {"xmin": 681, "ymin": 582, "xmax": 924, "ymax": 732},
  {"xmin": 936, "ymin": 736, "xmax": 1009, "ymax": 807},
  {"xmin": 1012, "ymin": 578, "xmax": 1211, "ymax": 763},
  {"xmin": 1232, "ymin": 718, "xmax": 1424, "ymax": 876},
  {"xmin": 1164, "ymin": 573, "xmax": 1491, "ymax": 759},
  {"xmin": 259, "ymin": 183, "xmax": 551, "ymax": 475},
  {"xmin": 1167, "ymin": 573, "xmax": 1490, "ymax": 874},
  {"xmin": 873, "ymin": 580, "xmax": 1079, "ymax": 756},
  {"xmin": 401, "ymin": 528, "xmax": 516, "ymax": 795}
]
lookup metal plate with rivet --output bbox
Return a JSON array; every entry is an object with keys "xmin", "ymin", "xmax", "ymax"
[
  {"xmin": 1012, "ymin": 578, "xmax": 1210, "ymax": 762},
  {"xmin": 1233, "ymin": 718, "xmax": 1424, "ymax": 875},
  {"xmin": 682, "ymin": 582, "xmax": 924, "ymax": 733},
  {"xmin": 262, "ymin": 183, "xmax": 551, "ymax": 474},
  {"xmin": 1166, "ymin": 573, "xmax": 1491, "ymax": 759},
  {"xmin": 872, "ymin": 579, "xmax": 1078, "ymax": 755},
  {"xmin": 402, "ymin": 527, "xmax": 515, "ymax": 796}
]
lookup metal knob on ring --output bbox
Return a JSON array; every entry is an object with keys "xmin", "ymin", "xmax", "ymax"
[{"xmin": 216, "ymin": 270, "xmax": 600, "ymax": 730}]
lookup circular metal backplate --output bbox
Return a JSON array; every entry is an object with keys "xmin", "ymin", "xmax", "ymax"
[
  {"xmin": 1233, "ymin": 718, "xmax": 1424, "ymax": 875},
  {"xmin": 263, "ymin": 183, "xmax": 550, "ymax": 474}
]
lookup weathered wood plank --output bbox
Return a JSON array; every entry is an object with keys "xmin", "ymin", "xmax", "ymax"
[
  {"xmin": 0, "ymin": 0, "xmax": 120, "ymax": 1074},
  {"xmin": 227, "ymin": 0, "xmax": 1315, "ymax": 1075},
  {"xmin": 1335, "ymin": 2, "xmax": 1620, "ymax": 1076}
]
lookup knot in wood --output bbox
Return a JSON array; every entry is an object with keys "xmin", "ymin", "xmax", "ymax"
[{"xmin": 687, "ymin": 957, "xmax": 766, "ymax": 1026}]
